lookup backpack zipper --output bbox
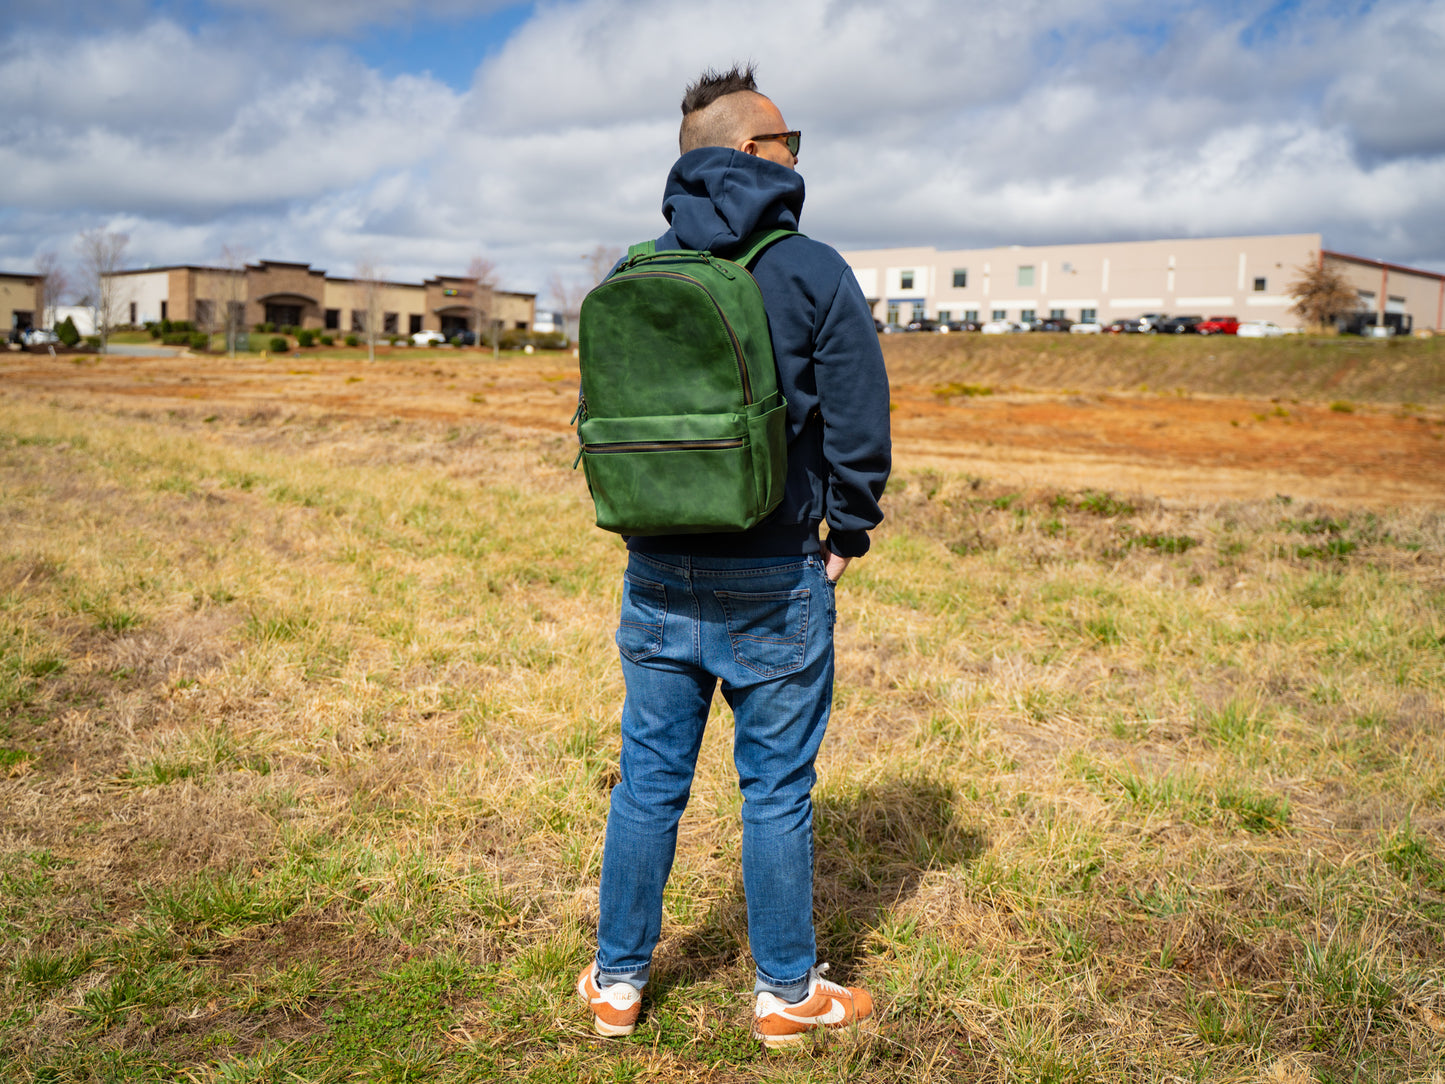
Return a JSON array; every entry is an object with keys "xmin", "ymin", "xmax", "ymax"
[
  {"xmin": 604, "ymin": 271, "xmax": 753, "ymax": 403},
  {"xmin": 584, "ymin": 437, "xmax": 745, "ymax": 454}
]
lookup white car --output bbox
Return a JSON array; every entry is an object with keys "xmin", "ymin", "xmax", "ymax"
[
  {"xmin": 1236, "ymin": 320, "xmax": 1286, "ymax": 338},
  {"xmin": 411, "ymin": 330, "xmax": 446, "ymax": 345},
  {"xmin": 980, "ymin": 320, "xmax": 1015, "ymax": 335},
  {"xmin": 1069, "ymin": 319, "xmax": 1105, "ymax": 334},
  {"xmin": 22, "ymin": 328, "xmax": 60, "ymax": 346}
]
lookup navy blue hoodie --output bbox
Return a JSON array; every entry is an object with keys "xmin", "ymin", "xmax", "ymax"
[{"xmin": 627, "ymin": 147, "xmax": 891, "ymax": 559}]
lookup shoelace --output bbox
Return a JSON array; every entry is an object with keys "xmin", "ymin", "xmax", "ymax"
[{"xmin": 812, "ymin": 963, "xmax": 849, "ymax": 997}]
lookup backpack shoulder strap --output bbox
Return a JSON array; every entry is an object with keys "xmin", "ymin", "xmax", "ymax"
[
  {"xmin": 626, "ymin": 240, "xmax": 656, "ymax": 262},
  {"xmin": 732, "ymin": 229, "xmax": 799, "ymax": 269}
]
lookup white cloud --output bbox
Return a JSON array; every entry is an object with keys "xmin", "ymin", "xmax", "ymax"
[
  {"xmin": 207, "ymin": 0, "xmax": 529, "ymax": 35},
  {"xmin": 2, "ymin": 0, "xmax": 1444, "ymax": 304}
]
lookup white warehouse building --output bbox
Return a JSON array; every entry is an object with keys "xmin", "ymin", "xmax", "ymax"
[{"xmin": 841, "ymin": 233, "xmax": 1445, "ymax": 333}]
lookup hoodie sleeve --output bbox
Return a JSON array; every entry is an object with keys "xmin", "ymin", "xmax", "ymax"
[{"xmin": 814, "ymin": 265, "xmax": 891, "ymax": 558}]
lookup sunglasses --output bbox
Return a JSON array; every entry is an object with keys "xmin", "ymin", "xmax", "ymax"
[{"xmin": 749, "ymin": 130, "xmax": 801, "ymax": 157}]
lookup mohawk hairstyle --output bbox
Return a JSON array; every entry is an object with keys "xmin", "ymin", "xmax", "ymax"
[
  {"xmin": 680, "ymin": 63, "xmax": 759, "ymax": 116},
  {"xmin": 679, "ymin": 63, "xmax": 764, "ymax": 154}
]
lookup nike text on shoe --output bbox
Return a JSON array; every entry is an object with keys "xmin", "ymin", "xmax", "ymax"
[
  {"xmin": 577, "ymin": 964, "xmax": 641, "ymax": 1037},
  {"xmin": 752, "ymin": 964, "xmax": 873, "ymax": 1048}
]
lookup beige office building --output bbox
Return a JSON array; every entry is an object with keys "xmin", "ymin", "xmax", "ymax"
[
  {"xmin": 842, "ymin": 233, "xmax": 1445, "ymax": 332},
  {"xmin": 3, "ymin": 271, "xmax": 40, "ymax": 335},
  {"xmin": 105, "ymin": 260, "xmax": 535, "ymax": 338}
]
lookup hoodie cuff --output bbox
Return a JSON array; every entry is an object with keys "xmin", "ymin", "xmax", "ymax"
[{"xmin": 825, "ymin": 529, "xmax": 870, "ymax": 559}]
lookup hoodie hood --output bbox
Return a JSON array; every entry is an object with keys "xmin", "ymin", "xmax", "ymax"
[{"xmin": 661, "ymin": 147, "xmax": 805, "ymax": 255}]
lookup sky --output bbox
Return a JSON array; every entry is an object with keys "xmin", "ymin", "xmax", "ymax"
[{"xmin": 3, "ymin": 0, "xmax": 1444, "ymax": 307}]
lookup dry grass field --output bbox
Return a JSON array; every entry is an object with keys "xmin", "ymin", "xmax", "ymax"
[{"xmin": 1, "ymin": 336, "xmax": 1443, "ymax": 1082}]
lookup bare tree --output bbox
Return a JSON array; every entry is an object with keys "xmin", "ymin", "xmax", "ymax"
[
  {"xmin": 546, "ymin": 271, "xmax": 587, "ymax": 346},
  {"xmin": 1287, "ymin": 253, "xmax": 1361, "ymax": 331},
  {"xmin": 467, "ymin": 255, "xmax": 499, "ymax": 358},
  {"xmin": 76, "ymin": 229, "xmax": 129, "ymax": 352},
  {"xmin": 34, "ymin": 251, "xmax": 68, "ymax": 330},
  {"xmin": 216, "ymin": 244, "xmax": 251, "ymax": 357},
  {"xmin": 583, "ymin": 244, "xmax": 623, "ymax": 287},
  {"xmin": 354, "ymin": 256, "xmax": 385, "ymax": 363}
]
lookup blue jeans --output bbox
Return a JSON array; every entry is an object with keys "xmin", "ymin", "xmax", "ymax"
[{"xmin": 594, "ymin": 551, "xmax": 836, "ymax": 1003}]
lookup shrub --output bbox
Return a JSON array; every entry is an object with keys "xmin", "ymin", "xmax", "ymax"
[
  {"xmin": 83, "ymin": 335, "xmax": 101, "ymax": 348},
  {"xmin": 263, "ymin": 322, "xmax": 276, "ymax": 333},
  {"xmin": 162, "ymin": 319, "xmax": 174, "ymax": 334},
  {"xmin": 56, "ymin": 316, "xmax": 81, "ymax": 347},
  {"xmin": 297, "ymin": 330, "xmax": 315, "ymax": 348},
  {"xmin": 172, "ymin": 320, "xmax": 193, "ymax": 332},
  {"xmin": 319, "ymin": 334, "xmax": 334, "ymax": 346},
  {"xmin": 268, "ymin": 336, "xmax": 289, "ymax": 352},
  {"xmin": 189, "ymin": 332, "xmax": 209, "ymax": 351},
  {"xmin": 345, "ymin": 334, "xmax": 358, "ymax": 347}
]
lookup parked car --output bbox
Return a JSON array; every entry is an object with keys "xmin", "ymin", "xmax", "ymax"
[
  {"xmin": 23, "ymin": 328, "xmax": 60, "ymax": 346},
  {"xmin": 1036, "ymin": 318, "xmax": 1073, "ymax": 332},
  {"xmin": 904, "ymin": 318, "xmax": 941, "ymax": 333},
  {"xmin": 411, "ymin": 330, "xmax": 446, "ymax": 345},
  {"xmin": 874, "ymin": 318, "xmax": 885, "ymax": 333},
  {"xmin": 450, "ymin": 330, "xmax": 478, "ymax": 346},
  {"xmin": 1159, "ymin": 315, "xmax": 1203, "ymax": 334},
  {"xmin": 1069, "ymin": 318, "xmax": 1105, "ymax": 334},
  {"xmin": 880, "ymin": 322, "xmax": 906, "ymax": 334},
  {"xmin": 1139, "ymin": 313, "xmax": 1170, "ymax": 333},
  {"xmin": 1236, "ymin": 320, "xmax": 1286, "ymax": 338},
  {"xmin": 1195, "ymin": 315, "xmax": 1239, "ymax": 336},
  {"xmin": 980, "ymin": 319, "xmax": 1016, "ymax": 335},
  {"xmin": 937, "ymin": 320, "xmax": 979, "ymax": 333},
  {"xmin": 1105, "ymin": 317, "xmax": 1144, "ymax": 334}
]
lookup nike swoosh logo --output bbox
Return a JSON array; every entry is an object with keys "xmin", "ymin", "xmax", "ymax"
[{"xmin": 775, "ymin": 1001, "xmax": 846, "ymax": 1026}]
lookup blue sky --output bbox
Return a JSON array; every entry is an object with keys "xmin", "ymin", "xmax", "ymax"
[{"xmin": 2, "ymin": 0, "xmax": 1443, "ymax": 304}]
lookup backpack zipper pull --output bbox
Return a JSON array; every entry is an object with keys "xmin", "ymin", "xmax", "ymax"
[{"xmin": 570, "ymin": 395, "xmax": 587, "ymax": 426}]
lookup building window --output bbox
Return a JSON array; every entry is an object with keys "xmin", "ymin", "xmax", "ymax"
[
  {"xmin": 952, "ymin": 268, "xmax": 967, "ymax": 289},
  {"xmin": 325, "ymin": 308, "xmax": 340, "ymax": 330},
  {"xmin": 1253, "ymin": 276, "xmax": 1267, "ymax": 292},
  {"xmin": 351, "ymin": 310, "xmax": 365, "ymax": 332},
  {"xmin": 992, "ymin": 308, "xmax": 1007, "ymax": 321},
  {"xmin": 195, "ymin": 300, "xmax": 213, "ymax": 327},
  {"xmin": 1017, "ymin": 266, "xmax": 1035, "ymax": 288},
  {"xmin": 1020, "ymin": 308, "xmax": 1036, "ymax": 323},
  {"xmin": 964, "ymin": 309, "xmax": 979, "ymax": 322},
  {"xmin": 900, "ymin": 270, "xmax": 914, "ymax": 290},
  {"xmin": 1080, "ymin": 308, "xmax": 1097, "ymax": 322},
  {"xmin": 1357, "ymin": 290, "xmax": 1375, "ymax": 303},
  {"xmin": 515, "ymin": 321, "xmax": 528, "ymax": 330},
  {"xmin": 129, "ymin": 302, "xmax": 137, "ymax": 325},
  {"xmin": 160, "ymin": 300, "xmax": 168, "ymax": 321},
  {"xmin": 383, "ymin": 312, "xmax": 398, "ymax": 334},
  {"xmin": 886, "ymin": 301, "xmax": 900, "ymax": 324},
  {"xmin": 409, "ymin": 314, "xmax": 422, "ymax": 334},
  {"xmin": 1049, "ymin": 308, "xmax": 1065, "ymax": 319}
]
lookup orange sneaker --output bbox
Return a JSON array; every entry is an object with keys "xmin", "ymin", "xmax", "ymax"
[
  {"xmin": 752, "ymin": 964, "xmax": 873, "ymax": 1048},
  {"xmin": 576, "ymin": 963, "xmax": 642, "ymax": 1037}
]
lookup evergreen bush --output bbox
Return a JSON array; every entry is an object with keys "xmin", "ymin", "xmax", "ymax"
[
  {"xmin": 297, "ymin": 330, "xmax": 315, "ymax": 348},
  {"xmin": 269, "ymin": 336, "xmax": 289, "ymax": 352},
  {"xmin": 345, "ymin": 334, "xmax": 358, "ymax": 347},
  {"xmin": 56, "ymin": 316, "xmax": 81, "ymax": 347}
]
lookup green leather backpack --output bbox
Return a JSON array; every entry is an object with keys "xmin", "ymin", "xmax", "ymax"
[{"xmin": 573, "ymin": 229, "xmax": 794, "ymax": 535}]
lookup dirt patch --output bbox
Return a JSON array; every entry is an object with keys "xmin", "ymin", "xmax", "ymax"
[{"xmin": 2, "ymin": 350, "xmax": 1443, "ymax": 508}]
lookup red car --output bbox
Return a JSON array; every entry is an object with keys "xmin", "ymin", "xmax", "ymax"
[{"xmin": 1195, "ymin": 315, "xmax": 1239, "ymax": 336}]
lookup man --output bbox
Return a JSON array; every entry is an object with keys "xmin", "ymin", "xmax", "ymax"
[{"xmin": 578, "ymin": 64, "xmax": 891, "ymax": 1048}]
